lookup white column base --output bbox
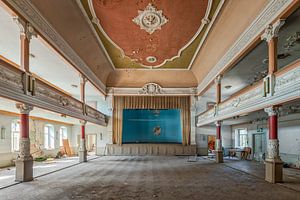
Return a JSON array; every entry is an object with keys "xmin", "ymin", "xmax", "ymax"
[
  {"xmin": 79, "ymin": 138, "xmax": 87, "ymax": 163},
  {"xmin": 265, "ymin": 139, "xmax": 283, "ymax": 183},
  {"xmin": 15, "ymin": 138, "xmax": 33, "ymax": 182}
]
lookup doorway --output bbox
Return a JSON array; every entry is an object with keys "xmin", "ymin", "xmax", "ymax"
[{"xmin": 253, "ymin": 133, "xmax": 266, "ymax": 161}]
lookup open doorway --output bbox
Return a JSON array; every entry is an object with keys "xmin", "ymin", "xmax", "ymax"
[{"xmin": 208, "ymin": 135, "xmax": 216, "ymax": 155}]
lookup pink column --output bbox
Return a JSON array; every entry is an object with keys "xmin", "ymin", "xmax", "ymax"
[{"xmin": 15, "ymin": 103, "xmax": 33, "ymax": 182}]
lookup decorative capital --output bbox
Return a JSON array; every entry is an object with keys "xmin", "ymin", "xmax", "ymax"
[
  {"xmin": 80, "ymin": 120, "xmax": 87, "ymax": 126},
  {"xmin": 16, "ymin": 103, "xmax": 33, "ymax": 114},
  {"xmin": 139, "ymin": 82, "xmax": 163, "ymax": 95},
  {"xmin": 261, "ymin": 19, "xmax": 285, "ymax": 42},
  {"xmin": 214, "ymin": 75, "xmax": 222, "ymax": 84},
  {"xmin": 13, "ymin": 16, "xmax": 37, "ymax": 40},
  {"xmin": 215, "ymin": 121, "xmax": 222, "ymax": 127},
  {"xmin": 264, "ymin": 106, "xmax": 280, "ymax": 116}
]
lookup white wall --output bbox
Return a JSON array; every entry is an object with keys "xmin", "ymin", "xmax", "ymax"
[
  {"xmin": 0, "ymin": 113, "xmax": 73, "ymax": 167},
  {"xmin": 231, "ymin": 113, "xmax": 300, "ymax": 166}
]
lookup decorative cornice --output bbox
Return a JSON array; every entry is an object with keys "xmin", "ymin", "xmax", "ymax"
[
  {"xmin": 16, "ymin": 103, "xmax": 33, "ymax": 114},
  {"xmin": 5, "ymin": 0, "xmax": 107, "ymax": 94},
  {"xmin": 107, "ymin": 85, "xmax": 197, "ymax": 96},
  {"xmin": 197, "ymin": 0, "xmax": 293, "ymax": 95},
  {"xmin": 261, "ymin": 19, "xmax": 285, "ymax": 42}
]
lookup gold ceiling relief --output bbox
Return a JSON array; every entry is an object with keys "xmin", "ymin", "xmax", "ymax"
[{"xmin": 80, "ymin": 0, "xmax": 224, "ymax": 69}]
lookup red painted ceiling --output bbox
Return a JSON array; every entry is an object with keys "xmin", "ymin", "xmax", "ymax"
[{"xmin": 92, "ymin": 0, "xmax": 208, "ymax": 67}]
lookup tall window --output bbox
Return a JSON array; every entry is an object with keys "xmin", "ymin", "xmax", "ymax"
[
  {"xmin": 59, "ymin": 126, "xmax": 68, "ymax": 146},
  {"xmin": 11, "ymin": 121, "xmax": 20, "ymax": 152},
  {"xmin": 44, "ymin": 125, "xmax": 54, "ymax": 149},
  {"xmin": 238, "ymin": 129, "xmax": 248, "ymax": 147}
]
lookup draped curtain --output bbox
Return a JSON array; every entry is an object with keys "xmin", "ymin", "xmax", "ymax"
[{"xmin": 113, "ymin": 96, "xmax": 191, "ymax": 145}]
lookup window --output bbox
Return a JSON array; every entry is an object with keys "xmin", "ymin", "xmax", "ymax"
[
  {"xmin": 238, "ymin": 129, "xmax": 248, "ymax": 147},
  {"xmin": 11, "ymin": 121, "xmax": 20, "ymax": 152},
  {"xmin": 59, "ymin": 126, "xmax": 68, "ymax": 146},
  {"xmin": 44, "ymin": 125, "xmax": 55, "ymax": 149}
]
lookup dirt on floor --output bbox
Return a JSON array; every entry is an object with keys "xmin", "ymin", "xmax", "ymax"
[{"xmin": 0, "ymin": 156, "xmax": 299, "ymax": 200}]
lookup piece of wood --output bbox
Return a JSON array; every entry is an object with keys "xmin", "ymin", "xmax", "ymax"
[{"xmin": 63, "ymin": 139, "xmax": 73, "ymax": 156}]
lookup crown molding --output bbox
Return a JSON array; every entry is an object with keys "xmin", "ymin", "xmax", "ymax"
[
  {"xmin": 196, "ymin": 0, "xmax": 294, "ymax": 95},
  {"xmin": 107, "ymin": 84, "xmax": 197, "ymax": 96},
  {"xmin": 5, "ymin": 0, "xmax": 107, "ymax": 95}
]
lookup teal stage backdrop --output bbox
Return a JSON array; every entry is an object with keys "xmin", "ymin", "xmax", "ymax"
[{"xmin": 122, "ymin": 109, "xmax": 182, "ymax": 144}]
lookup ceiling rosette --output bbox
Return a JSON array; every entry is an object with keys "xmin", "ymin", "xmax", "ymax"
[{"xmin": 82, "ymin": 0, "xmax": 223, "ymax": 69}]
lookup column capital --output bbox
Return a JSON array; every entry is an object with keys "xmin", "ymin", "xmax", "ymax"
[
  {"xmin": 16, "ymin": 103, "xmax": 33, "ymax": 114},
  {"xmin": 80, "ymin": 120, "xmax": 87, "ymax": 126},
  {"xmin": 13, "ymin": 17, "xmax": 37, "ymax": 40},
  {"xmin": 214, "ymin": 75, "xmax": 222, "ymax": 84},
  {"xmin": 261, "ymin": 19, "xmax": 285, "ymax": 42},
  {"xmin": 80, "ymin": 74, "xmax": 88, "ymax": 84},
  {"xmin": 264, "ymin": 106, "xmax": 280, "ymax": 117},
  {"xmin": 215, "ymin": 121, "xmax": 222, "ymax": 126}
]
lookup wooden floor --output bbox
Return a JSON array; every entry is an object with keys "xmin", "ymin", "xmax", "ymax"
[{"xmin": 0, "ymin": 156, "xmax": 299, "ymax": 200}]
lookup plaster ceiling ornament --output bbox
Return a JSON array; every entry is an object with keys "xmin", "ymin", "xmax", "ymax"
[
  {"xmin": 132, "ymin": 3, "xmax": 169, "ymax": 34},
  {"xmin": 139, "ymin": 83, "xmax": 163, "ymax": 95},
  {"xmin": 84, "ymin": 0, "xmax": 218, "ymax": 68}
]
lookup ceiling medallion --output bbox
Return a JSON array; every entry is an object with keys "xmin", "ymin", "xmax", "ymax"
[
  {"xmin": 146, "ymin": 56, "xmax": 157, "ymax": 63},
  {"xmin": 132, "ymin": 3, "xmax": 168, "ymax": 34}
]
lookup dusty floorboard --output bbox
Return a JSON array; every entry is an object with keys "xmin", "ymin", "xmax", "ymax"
[{"xmin": 0, "ymin": 156, "xmax": 299, "ymax": 200}]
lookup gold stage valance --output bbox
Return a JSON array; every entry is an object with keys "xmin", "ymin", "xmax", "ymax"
[{"xmin": 113, "ymin": 96, "xmax": 191, "ymax": 146}]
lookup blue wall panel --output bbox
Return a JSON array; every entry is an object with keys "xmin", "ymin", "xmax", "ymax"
[{"xmin": 122, "ymin": 109, "xmax": 182, "ymax": 144}]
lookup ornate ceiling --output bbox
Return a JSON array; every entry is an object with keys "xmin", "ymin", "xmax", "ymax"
[{"xmin": 81, "ymin": 0, "xmax": 223, "ymax": 69}]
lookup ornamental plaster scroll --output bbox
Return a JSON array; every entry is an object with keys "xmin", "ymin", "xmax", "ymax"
[
  {"xmin": 267, "ymin": 139, "xmax": 280, "ymax": 160},
  {"xmin": 132, "ymin": 3, "xmax": 169, "ymax": 34},
  {"xmin": 0, "ymin": 66, "xmax": 23, "ymax": 92},
  {"xmin": 13, "ymin": 16, "xmax": 37, "ymax": 40},
  {"xmin": 17, "ymin": 138, "xmax": 33, "ymax": 161},
  {"xmin": 284, "ymin": 32, "xmax": 300, "ymax": 50},
  {"xmin": 34, "ymin": 81, "xmax": 82, "ymax": 113},
  {"xmin": 86, "ymin": 0, "xmax": 220, "ymax": 69},
  {"xmin": 16, "ymin": 103, "xmax": 33, "ymax": 114},
  {"xmin": 86, "ymin": 106, "xmax": 106, "ymax": 121},
  {"xmin": 6, "ymin": 0, "xmax": 107, "ymax": 93},
  {"xmin": 197, "ymin": 0, "xmax": 293, "ymax": 94},
  {"xmin": 261, "ymin": 19, "xmax": 285, "ymax": 42},
  {"xmin": 139, "ymin": 83, "xmax": 164, "ymax": 95}
]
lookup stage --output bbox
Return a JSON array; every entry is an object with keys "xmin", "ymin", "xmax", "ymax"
[{"xmin": 106, "ymin": 144, "xmax": 196, "ymax": 156}]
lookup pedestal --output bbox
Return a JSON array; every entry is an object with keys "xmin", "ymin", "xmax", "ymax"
[
  {"xmin": 265, "ymin": 159, "xmax": 283, "ymax": 183},
  {"xmin": 215, "ymin": 150, "xmax": 223, "ymax": 163},
  {"xmin": 79, "ymin": 139, "xmax": 87, "ymax": 163},
  {"xmin": 15, "ymin": 158, "xmax": 33, "ymax": 182}
]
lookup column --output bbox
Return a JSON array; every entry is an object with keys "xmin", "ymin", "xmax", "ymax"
[
  {"xmin": 190, "ymin": 96, "xmax": 197, "ymax": 146},
  {"xmin": 13, "ymin": 17, "xmax": 36, "ymax": 72},
  {"xmin": 264, "ymin": 106, "xmax": 283, "ymax": 183},
  {"xmin": 214, "ymin": 75, "xmax": 223, "ymax": 163},
  {"xmin": 15, "ymin": 103, "xmax": 33, "ymax": 182},
  {"xmin": 215, "ymin": 121, "xmax": 223, "ymax": 163},
  {"xmin": 261, "ymin": 20, "xmax": 284, "ymax": 96},
  {"xmin": 79, "ymin": 120, "xmax": 87, "ymax": 162}
]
